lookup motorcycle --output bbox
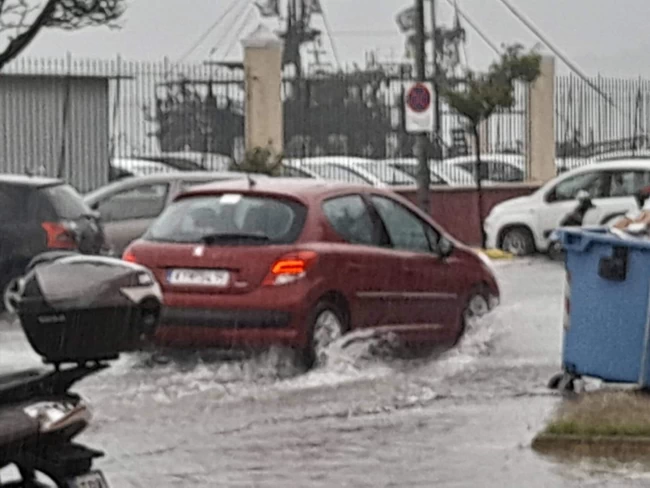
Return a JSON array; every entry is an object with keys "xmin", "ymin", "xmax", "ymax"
[
  {"xmin": 0, "ymin": 253, "xmax": 163, "ymax": 487},
  {"xmin": 547, "ymin": 190, "xmax": 597, "ymax": 261}
]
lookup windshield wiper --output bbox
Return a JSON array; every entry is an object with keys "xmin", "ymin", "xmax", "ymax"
[{"xmin": 200, "ymin": 232, "xmax": 271, "ymax": 244}]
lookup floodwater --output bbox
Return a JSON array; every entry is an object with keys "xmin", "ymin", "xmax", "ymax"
[{"xmin": 2, "ymin": 259, "xmax": 650, "ymax": 487}]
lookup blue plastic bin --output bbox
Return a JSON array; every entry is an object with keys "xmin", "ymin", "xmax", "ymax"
[{"xmin": 558, "ymin": 228, "xmax": 650, "ymax": 387}]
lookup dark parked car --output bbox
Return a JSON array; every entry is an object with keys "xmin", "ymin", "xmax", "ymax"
[
  {"xmin": 0, "ymin": 175, "xmax": 106, "ymax": 307},
  {"xmin": 122, "ymin": 178, "xmax": 500, "ymax": 366}
]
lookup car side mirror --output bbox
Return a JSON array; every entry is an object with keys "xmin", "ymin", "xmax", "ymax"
[{"xmin": 438, "ymin": 236, "xmax": 454, "ymax": 258}]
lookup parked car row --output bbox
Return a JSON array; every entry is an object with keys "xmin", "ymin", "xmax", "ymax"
[
  {"xmin": 283, "ymin": 154, "xmax": 527, "ymax": 187},
  {"xmin": 115, "ymin": 153, "xmax": 530, "ymax": 188}
]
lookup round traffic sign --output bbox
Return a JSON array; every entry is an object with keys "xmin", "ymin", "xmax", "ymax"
[{"xmin": 406, "ymin": 83, "xmax": 431, "ymax": 113}]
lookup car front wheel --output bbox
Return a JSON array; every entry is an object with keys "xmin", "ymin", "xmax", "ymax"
[{"xmin": 454, "ymin": 290, "xmax": 490, "ymax": 345}]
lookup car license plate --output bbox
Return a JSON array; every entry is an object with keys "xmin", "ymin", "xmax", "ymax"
[
  {"xmin": 167, "ymin": 268, "xmax": 230, "ymax": 287},
  {"xmin": 66, "ymin": 471, "xmax": 109, "ymax": 488}
]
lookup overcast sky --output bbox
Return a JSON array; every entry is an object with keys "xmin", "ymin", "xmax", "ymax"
[{"xmin": 13, "ymin": 0, "xmax": 650, "ymax": 76}]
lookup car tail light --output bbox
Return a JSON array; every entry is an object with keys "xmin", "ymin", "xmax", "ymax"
[
  {"xmin": 262, "ymin": 251, "xmax": 318, "ymax": 286},
  {"xmin": 41, "ymin": 222, "xmax": 77, "ymax": 250},
  {"xmin": 122, "ymin": 249, "xmax": 137, "ymax": 263}
]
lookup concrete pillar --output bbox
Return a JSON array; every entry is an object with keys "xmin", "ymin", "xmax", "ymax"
[
  {"xmin": 527, "ymin": 55, "xmax": 556, "ymax": 182},
  {"xmin": 241, "ymin": 24, "xmax": 284, "ymax": 155}
]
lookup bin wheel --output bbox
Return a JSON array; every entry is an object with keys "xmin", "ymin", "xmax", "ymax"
[
  {"xmin": 548, "ymin": 373, "xmax": 564, "ymax": 390},
  {"xmin": 549, "ymin": 372, "xmax": 580, "ymax": 393}
]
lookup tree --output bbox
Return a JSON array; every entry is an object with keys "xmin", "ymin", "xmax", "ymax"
[
  {"xmin": 440, "ymin": 43, "xmax": 541, "ymax": 247},
  {"xmin": 229, "ymin": 146, "xmax": 283, "ymax": 176},
  {"xmin": 0, "ymin": 0, "xmax": 125, "ymax": 70}
]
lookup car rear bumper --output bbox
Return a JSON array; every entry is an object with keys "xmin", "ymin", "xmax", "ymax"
[{"xmin": 154, "ymin": 283, "xmax": 318, "ymax": 349}]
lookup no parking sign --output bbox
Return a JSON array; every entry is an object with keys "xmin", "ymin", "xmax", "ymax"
[{"xmin": 404, "ymin": 81, "xmax": 434, "ymax": 134}]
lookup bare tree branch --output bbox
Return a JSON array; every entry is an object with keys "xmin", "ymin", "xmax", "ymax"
[
  {"xmin": 0, "ymin": 0, "xmax": 125, "ymax": 70},
  {"xmin": 0, "ymin": 0, "xmax": 57, "ymax": 69},
  {"xmin": 47, "ymin": 0, "xmax": 124, "ymax": 30}
]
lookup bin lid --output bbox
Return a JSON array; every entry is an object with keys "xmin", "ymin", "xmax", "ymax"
[{"xmin": 557, "ymin": 227, "xmax": 650, "ymax": 253}]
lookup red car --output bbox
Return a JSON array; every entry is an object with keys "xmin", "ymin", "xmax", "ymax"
[{"xmin": 122, "ymin": 178, "xmax": 500, "ymax": 366}]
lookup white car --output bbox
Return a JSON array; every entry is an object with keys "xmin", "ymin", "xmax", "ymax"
[
  {"xmin": 484, "ymin": 159, "xmax": 650, "ymax": 255},
  {"xmin": 285, "ymin": 157, "xmax": 416, "ymax": 187},
  {"xmin": 388, "ymin": 158, "xmax": 475, "ymax": 186},
  {"xmin": 444, "ymin": 154, "xmax": 525, "ymax": 184}
]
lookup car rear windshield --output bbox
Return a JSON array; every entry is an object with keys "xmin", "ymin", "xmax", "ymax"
[
  {"xmin": 41, "ymin": 184, "xmax": 92, "ymax": 220},
  {"xmin": 143, "ymin": 193, "xmax": 307, "ymax": 245}
]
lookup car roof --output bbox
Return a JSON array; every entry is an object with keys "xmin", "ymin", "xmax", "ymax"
[
  {"xmin": 569, "ymin": 158, "xmax": 650, "ymax": 173},
  {"xmin": 0, "ymin": 174, "xmax": 64, "ymax": 188},
  {"xmin": 83, "ymin": 171, "xmax": 252, "ymax": 202},
  {"xmin": 445, "ymin": 154, "xmax": 524, "ymax": 167},
  {"xmin": 180, "ymin": 177, "xmax": 378, "ymax": 202},
  {"xmin": 287, "ymin": 156, "xmax": 373, "ymax": 165}
]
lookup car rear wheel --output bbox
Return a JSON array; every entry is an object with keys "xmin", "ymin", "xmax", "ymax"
[
  {"xmin": 454, "ymin": 290, "xmax": 490, "ymax": 345},
  {"xmin": 3, "ymin": 276, "xmax": 23, "ymax": 314},
  {"xmin": 500, "ymin": 227, "xmax": 535, "ymax": 256},
  {"xmin": 304, "ymin": 301, "xmax": 347, "ymax": 369}
]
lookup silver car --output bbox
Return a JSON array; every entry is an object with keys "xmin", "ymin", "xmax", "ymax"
[{"xmin": 84, "ymin": 171, "xmax": 256, "ymax": 254}]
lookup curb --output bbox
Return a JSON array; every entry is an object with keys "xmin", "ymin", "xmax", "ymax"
[
  {"xmin": 474, "ymin": 248, "xmax": 515, "ymax": 260},
  {"xmin": 532, "ymin": 433, "xmax": 650, "ymax": 457}
]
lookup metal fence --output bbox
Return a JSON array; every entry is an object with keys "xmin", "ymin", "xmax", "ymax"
[
  {"xmin": 555, "ymin": 75, "xmax": 650, "ymax": 172},
  {"xmin": 1, "ymin": 56, "xmax": 530, "ymax": 191}
]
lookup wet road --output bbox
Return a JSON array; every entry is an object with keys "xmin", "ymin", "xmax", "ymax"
[{"xmin": 2, "ymin": 259, "xmax": 650, "ymax": 487}]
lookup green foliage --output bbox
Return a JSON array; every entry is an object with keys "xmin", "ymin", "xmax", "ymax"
[
  {"xmin": 441, "ymin": 43, "xmax": 542, "ymax": 130},
  {"xmin": 229, "ymin": 146, "xmax": 283, "ymax": 176}
]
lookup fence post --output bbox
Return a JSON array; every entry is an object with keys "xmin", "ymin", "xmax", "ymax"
[
  {"xmin": 527, "ymin": 55, "xmax": 556, "ymax": 182},
  {"xmin": 241, "ymin": 24, "xmax": 284, "ymax": 157}
]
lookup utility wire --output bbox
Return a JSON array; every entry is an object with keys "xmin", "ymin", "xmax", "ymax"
[
  {"xmin": 454, "ymin": 0, "xmax": 470, "ymax": 67},
  {"xmin": 319, "ymin": 4, "xmax": 342, "ymax": 70},
  {"xmin": 221, "ymin": 3, "xmax": 256, "ymax": 59},
  {"xmin": 210, "ymin": 0, "xmax": 251, "ymax": 56},
  {"xmin": 210, "ymin": 0, "xmax": 254, "ymax": 57},
  {"xmin": 495, "ymin": 0, "xmax": 615, "ymax": 108},
  {"xmin": 177, "ymin": 0, "xmax": 242, "ymax": 63}
]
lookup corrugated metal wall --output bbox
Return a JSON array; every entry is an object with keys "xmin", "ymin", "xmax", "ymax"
[{"xmin": 0, "ymin": 75, "xmax": 109, "ymax": 193}]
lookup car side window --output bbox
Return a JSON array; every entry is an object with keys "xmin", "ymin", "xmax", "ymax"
[
  {"xmin": 488, "ymin": 161, "xmax": 523, "ymax": 182},
  {"xmin": 549, "ymin": 172, "xmax": 607, "ymax": 202},
  {"xmin": 458, "ymin": 161, "xmax": 489, "ymax": 181},
  {"xmin": 370, "ymin": 195, "xmax": 432, "ymax": 253},
  {"xmin": 322, "ymin": 195, "xmax": 377, "ymax": 245},
  {"xmin": 97, "ymin": 183, "xmax": 169, "ymax": 222},
  {"xmin": 609, "ymin": 170, "xmax": 650, "ymax": 197}
]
